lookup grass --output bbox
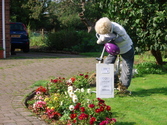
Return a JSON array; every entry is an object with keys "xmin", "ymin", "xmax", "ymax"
[{"xmin": 103, "ymin": 74, "xmax": 167, "ymax": 125}]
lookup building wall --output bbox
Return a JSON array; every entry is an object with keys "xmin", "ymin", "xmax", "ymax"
[{"xmin": 0, "ymin": 0, "xmax": 10, "ymax": 58}]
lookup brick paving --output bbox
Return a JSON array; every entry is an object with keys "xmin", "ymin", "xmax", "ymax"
[{"xmin": 0, "ymin": 52, "xmax": 96, "ymax": 125}]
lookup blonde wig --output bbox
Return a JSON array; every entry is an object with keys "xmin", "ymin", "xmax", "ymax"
[{"xmin": 95, "ymin": 17, "xmax": 112, "ymax": 34}]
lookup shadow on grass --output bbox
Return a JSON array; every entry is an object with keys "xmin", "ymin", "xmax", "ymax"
[{"xmin": 131, "ymin": 87, "xmax": 167, "ymax": 97}]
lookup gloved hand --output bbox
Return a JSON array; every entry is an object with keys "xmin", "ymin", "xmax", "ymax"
[{"xmin": 96, "ymin": 33, "xmax": 117, "ymax": 44}]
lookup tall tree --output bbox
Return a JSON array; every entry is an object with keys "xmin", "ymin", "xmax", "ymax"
[
  {"xmin": 105, "ymin": 0, "xmax": 167, "ymax": 65},
  {"xmin": 68, "ymin": 0, "xmax": 107, "ymax": 32},
  {"xmin": 10, "ymin": 0, "xmax": 29, "ymax": 24},
  {"xmin": 10, "ymin": 0, "xmax": 60, "ymax": 31}
]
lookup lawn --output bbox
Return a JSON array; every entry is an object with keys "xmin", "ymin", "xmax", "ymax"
[
  {"xmin": 27, "ymin": 52, "xmax": 167, "ymax": 125},
  {"xmin": 104, "ymin": 74, "xmax": 167, "ymax": 125}
]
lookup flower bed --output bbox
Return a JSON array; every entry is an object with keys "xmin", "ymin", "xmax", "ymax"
[{"xmin": 25, "ymin": 73, "xmax": 116, "ymax": 125}]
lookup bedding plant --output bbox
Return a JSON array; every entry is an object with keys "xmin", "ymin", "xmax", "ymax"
[{"xmin": 26, "ymin": 73, "xmax": 116, "ymax": 125}]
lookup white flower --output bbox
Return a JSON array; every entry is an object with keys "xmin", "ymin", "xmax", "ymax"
[
  {"xmin": 73, "ymin": 94, "xmax": 77, "ymax": 98},
  {"xmin": 68, "ymin": 86, "xmax": 73, "ymax": 90},
  {"xmin": 68, "ymin": 86, "xmax": 73, "ymax": 93},
  {"xmin": 69, "ymin": 105, "xmax": 74, "ymax": 111},
  {"xmin": 81, "ymin": 88, "xmax": 84, "ymax": 92},
  {"xmin": 72, "ymin": 94, "xmax": 78, "ymax": 103},
  {"xmin": 87, "ymin": 89, "xmax": 91, "ymax": 93},
  {"xmin": 87, "ymin": 99, "xmax": 91, "ymax": 104},
  {"xmin": 69, "ymin": 92, "xmax": 74, "ymax": 98},
  {"xmin": 72, "ymin": 96, "xmax": 78, "ymax": 103}
]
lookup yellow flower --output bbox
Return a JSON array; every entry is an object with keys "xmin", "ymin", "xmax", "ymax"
[
  {"xmin": 54, "ymin": 97, "xmax": 58, "ymax": 101},
  {"xmin": 51, "ymin": 107, "xmax": 55, "ymax": 110},
  {"xmin": 44, "ymin": 97, "xmax": 49, "ymax": 102}
]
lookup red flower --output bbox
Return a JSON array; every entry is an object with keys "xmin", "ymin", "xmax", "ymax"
[
  {"xmin": 100, "ymin": 106, "xmax": 104, "ymax": 112},
  {"xmin": 89, "ymin": 104, "xmax": 95, "ymax": 108},
  {"xmin": 80, "ymin": 107, "xmax": 85, "ymax": 112},
  {"xmin": 78, "ymin": 113, "xmax": 88, "ymax": 120},
  {"xmin": 79, "ymin": 74, "xmax": 84, "ymax": 76},
  {"xmin": 74, "ymin": 103, "xmax": 81, "ymax": 110},
  {"xmin": 51, "ymin": 79, "xmax": 58, "ymax": 83},
  {"xmin": 72, "ymin": 120, "xmax": 77, "ymax": 123},
  {"xmin": 70, "ymin": 113, "xmax": 77, "ymax": 119},
  {"xmin": 84, "ymin": 75, "xmax": 89, "ymax": 79},
  {"xmin": 36, "ymin": 86, "xmax": 47, "ymax": 93},
  {"xmin": 95, "ymin": 108, "xmax": 101, "ymax": 113},
  {"xmin": 97, "ymin": 98, "xmax": 105, "ymax": 103},
  {"xmin": 106, "ymin": 105, "xmax": 111, "ymax": 111},
  {"xmin": 89, "ymin": 117, "xmax": 96, "ymax": 125},
  {"xmin": 70, "ymin": 77, "xmax": 76, "ymax": 83}
]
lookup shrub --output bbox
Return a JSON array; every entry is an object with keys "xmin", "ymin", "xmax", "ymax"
[
  {"xmin": 135, "ymin": 62, "xmax": 167, "ymax": 76},
  {"xmin": 45, "ymin": 29, "xmax": 102, "ymax": 52},
  {"xmin": 70, "ymin": 31, "xmax": 103, "ymax": 52},
  {"xmin": 45, "ymin": 28, "xmax": 80, "ymax": 51}
]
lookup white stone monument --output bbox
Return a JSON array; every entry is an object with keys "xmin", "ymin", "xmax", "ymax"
[{"xmin": 96, "ymin": 63, "xmax": 114, "ymax": 98}]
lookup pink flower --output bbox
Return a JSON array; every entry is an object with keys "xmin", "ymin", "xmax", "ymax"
[
  {"xmin": 45, "ymin": 108, "xmax": 61, "ymax": 119},
  {"xmin": 99, "ymin": 120, "xmax": 109, "ymax": 125},
  {"xmin": 111, "ymin": 118, "xmax": 117, "ymax": 122}
]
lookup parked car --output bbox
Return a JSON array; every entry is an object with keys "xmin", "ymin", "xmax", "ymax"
[{"xmin": 10, "ymin": 22, "xmax": 30, "ymax": 54}]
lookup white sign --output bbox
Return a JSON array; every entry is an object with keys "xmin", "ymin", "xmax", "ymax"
[{"xmin": 96, "ymin": 64, "xmax": 114, "ymax": 98}]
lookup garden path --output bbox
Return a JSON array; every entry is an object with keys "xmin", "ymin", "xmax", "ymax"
[{"xmin": 0, "ymin": 52, "xmax": 96, "ymax": 125}]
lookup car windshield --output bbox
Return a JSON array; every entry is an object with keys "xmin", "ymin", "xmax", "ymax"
[{"xmin": 10, "ymin": 24, "xmax": 25, "ymax": 31}]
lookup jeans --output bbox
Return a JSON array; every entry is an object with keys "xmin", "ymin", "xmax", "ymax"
[{"xmin": 104, "ymin": 45, "xmax": 134, "ymax": 88}]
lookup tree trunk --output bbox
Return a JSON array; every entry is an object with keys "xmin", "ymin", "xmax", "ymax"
[
  {"xmin": 78, "ymin": 2, "xmax": 95, "ymax": 33},
  {"xmin": 150, "ymin": 49, "xmax": 163, "ymax": 65}
]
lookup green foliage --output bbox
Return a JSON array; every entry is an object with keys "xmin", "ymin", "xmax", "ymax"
[
  {"xmin": 45, "ymin": 29, "xmax": 79, "ymax": 51},
  {"xmin": 106, "ymin": 0, "xmax": 167, "ymax": 52},
  {"xmin": 45, "ymin": 29, "xmax": 101, "ymax": 52},
  {"xmin": 104, "ymin": 0, "xmax": 167, "ymax": 65},
  {"xmin": 30, "ymin": 33, "xmax": 47, "ymax": 47},
  {"xmin": 27, "ymin": 100, "xmax": 36, "ymax": 105},
  {"xmin": 135, "ymin": 62, "xmax": 167, "ymax": 76},
  {"xmin": 49, "ymin": 77, "xmax": 68, "ymax": 94},
  {"xmin": 30, "ymin": 80, "xmax": 48, "ymax": 88},
  {"xmin": 72, "ymin": 73, "xmax": 90, "ymax": 89},
  {"xmin": 70, "ymin": 31, "xmax": 103, "ymax": 52}
]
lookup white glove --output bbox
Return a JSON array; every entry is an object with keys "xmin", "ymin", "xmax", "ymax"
[{"xmin": 96, "ymin": 33, "xmax": 117, "ymax": 44}]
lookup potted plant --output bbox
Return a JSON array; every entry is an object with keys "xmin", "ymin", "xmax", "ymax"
[{"xmin": 0, "ymin": 47, "xmax": 4, "ymax": 58}]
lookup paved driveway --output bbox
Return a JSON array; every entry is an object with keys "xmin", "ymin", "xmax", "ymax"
[{"xmin": 0, "ymin": 52, "xmax": 96, "ymax": 125}]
